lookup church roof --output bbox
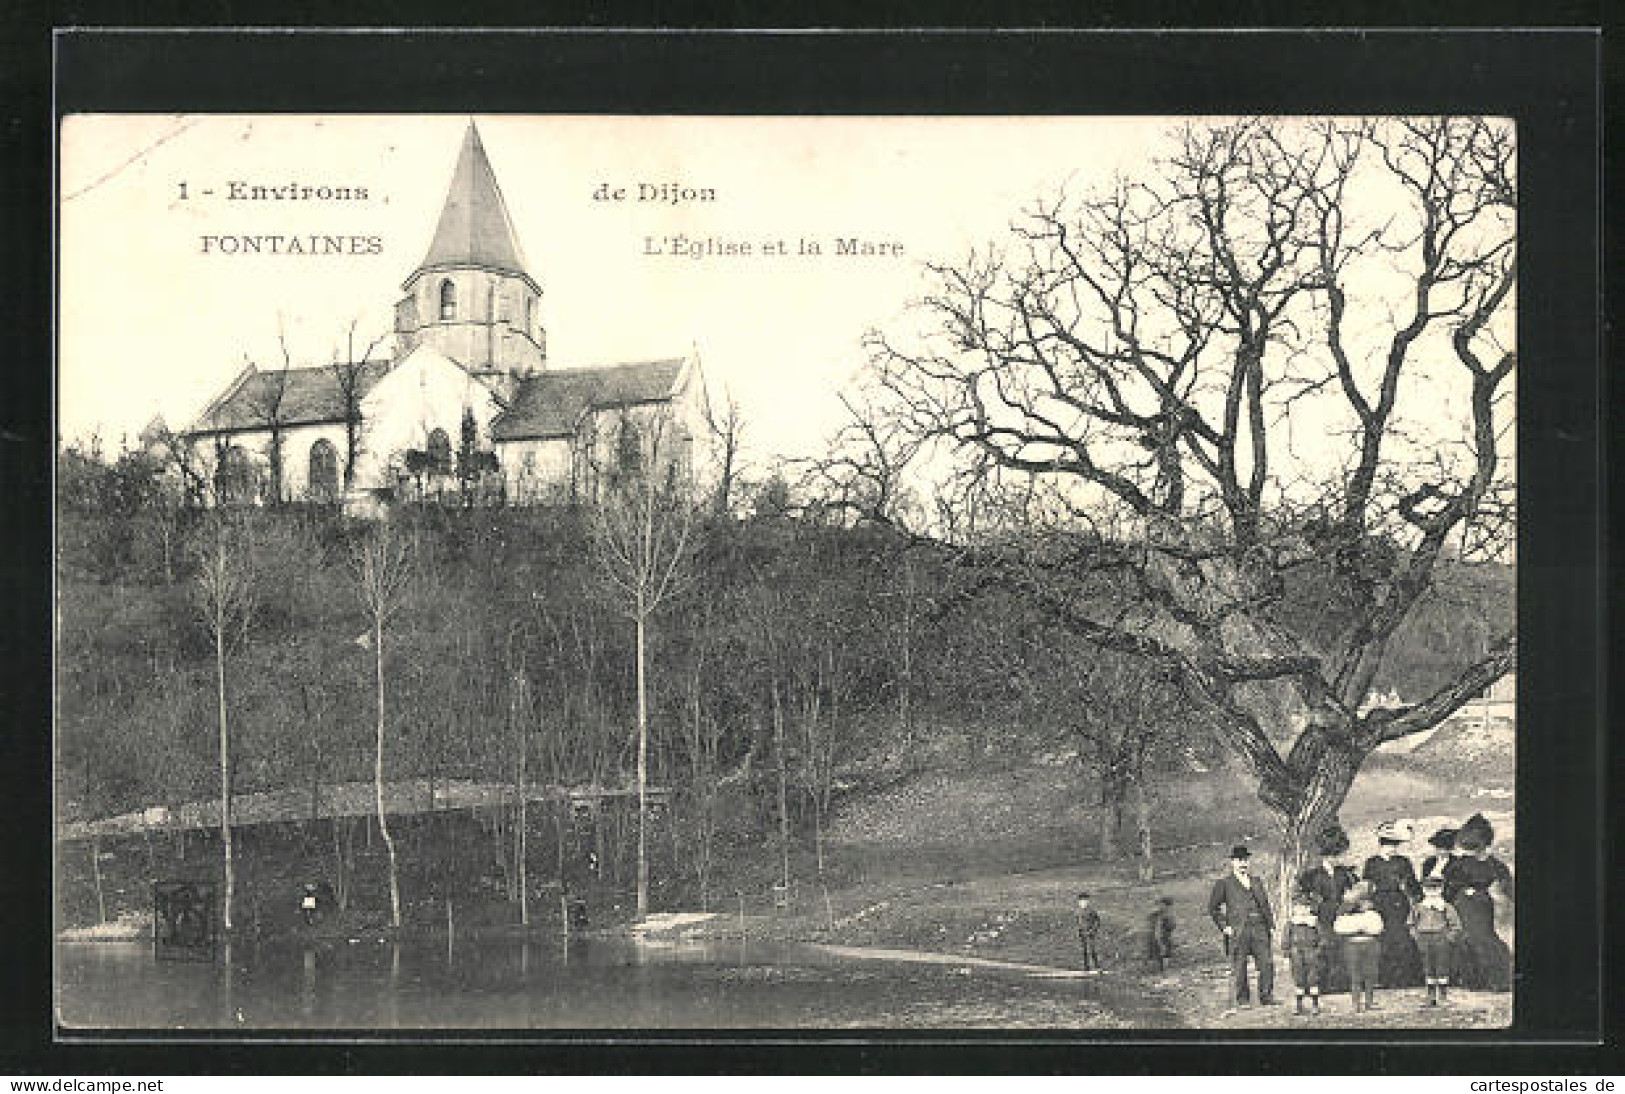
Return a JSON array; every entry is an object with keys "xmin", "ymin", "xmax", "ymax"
[
  {"xmin": 492, "ymin": 359, "xmax": 686, "ymax": 441},
  {"xmin": 189, "ymin": 360, "xmax": 393, "ymax": 435},
  {"xmin": 409, "ymin": 123, "xmax": 532, "ymax": 287}
]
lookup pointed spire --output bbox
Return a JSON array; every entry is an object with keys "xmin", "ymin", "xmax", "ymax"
[{"xmin": 417, "ymin": 122, "xmax": 529, "ymax": 277}]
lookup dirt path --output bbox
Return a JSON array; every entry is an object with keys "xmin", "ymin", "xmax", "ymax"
[{"xmin": 810, "ymin": 942, "xmax": 1095, "ymax": 978}]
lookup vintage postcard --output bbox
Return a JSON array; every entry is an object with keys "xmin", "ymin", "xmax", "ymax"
[{"xmin": 56, "ymin": 113, "xmax": 1517, "ymax": 1031}]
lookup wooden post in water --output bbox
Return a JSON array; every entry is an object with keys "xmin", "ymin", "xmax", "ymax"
[
  {"xmin": 737, "ymin": 890, "xmax": 745, "ymax": 938},
  {"xmin": 445, "ymin": 896, "xmax": 454, "ymax": 965}
]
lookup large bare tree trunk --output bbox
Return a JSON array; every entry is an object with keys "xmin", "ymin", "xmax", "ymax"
[{"xmin": 1265, "ymin": 724, "xmax": 1364, "ymax": 920}]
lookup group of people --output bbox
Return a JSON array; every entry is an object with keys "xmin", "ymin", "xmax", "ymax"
[
  {"xmin": 1072, "ymin": 892, "xmax": 1177, "ymax": 974},
  {"xmin": 1209, "ymin": 812, "xmax": 1514, "ymax": 1015}
]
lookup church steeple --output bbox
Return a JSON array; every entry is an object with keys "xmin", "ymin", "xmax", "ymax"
[
  {"xmin": 395, "ymin": 121, "xmax": 547, "ymax": 391},
  {"xmin": 417, "ymin": 122, "xmax": 532, "ymax": 283}
]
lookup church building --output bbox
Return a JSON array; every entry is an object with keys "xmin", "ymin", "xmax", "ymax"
[{"xmin": 184, "ymin": 123, "xmax": 705, "ymax": 510}]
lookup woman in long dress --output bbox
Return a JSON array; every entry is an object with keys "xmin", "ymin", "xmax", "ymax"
[
  {"xmin": 1363, "ymin": 820, "xmax": 1424, "ymax": 987},
  {"xmin": 1443, "ymin": 813, "xmax": 1514, "ymax": 992}
]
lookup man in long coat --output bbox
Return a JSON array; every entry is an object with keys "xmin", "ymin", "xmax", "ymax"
[{"xmin": 1208, "ymin": 844, "xmax": 1276, "ymax": 1006}]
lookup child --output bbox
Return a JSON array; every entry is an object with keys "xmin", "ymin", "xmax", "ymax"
[
  {"xmin": 1075, "ymin": 891, "xmax": 1102, "ymax": 972},
  {"xmin": 1145, "ymin": 896, "xmax": 1176, "ymax": 972},
  {"xmin": 1334, "ymin": 881, "xmax": 1386, "ymax": 1013},
  {"xmin": 1285, "ymin": 894, "xmax": 1324, "ymax": 1015},
  {"xmin": 1409, "ymin": 874, "xmax": 1463, "ymax": 1006}
]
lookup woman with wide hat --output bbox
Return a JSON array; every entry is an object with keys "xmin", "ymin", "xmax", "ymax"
[
  {"xmin": 1442, "ymin": 812, "xmax": 1514, "ymax": 991},
  {"xmin": 1363, "ymin": 819, "xmax": 1424, "ymax": 987},
  {"xmin": 1296, "ymin": 823, "xmax": 1359, "ymax": 993},
  {"xmin": 1420, "ymin": 826, "xmax": 1457, "ymax": 881}
]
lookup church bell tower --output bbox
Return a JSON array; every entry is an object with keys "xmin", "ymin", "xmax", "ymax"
[{"xmin": 395, "ymin": 122, "xmax": 547, "ymax": 399}]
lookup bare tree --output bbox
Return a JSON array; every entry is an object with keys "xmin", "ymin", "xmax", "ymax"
[
  {"xmin": 855, "ymin": 117, "xmax": 1516, "ymax": 910},
  {"xmin": 189, "ymin": 513, "xmax": 256, "ymax": 932},
  {"xmin": 244, "ymin": 331, "xmax": 296, "ymax": 505},
  {"xmin": 330, "ymin": 321, "xmax": 388, "ymax": 491},
  {"xmin": 587, "ymin": 410, "xmax": 699, "ymax": 919},
  {"xmin": 680, "ymin": 628, "xmax": 724, "ymax": 911},
  {"xmin": 701, "ymin": 384, "xmax": 747, "ymax": 518},
  {"xmin": 351, "ymin": 520, "xmax": 415, "ymax": 928},
  {"xmin": 149, "ymin": 424, "xmax": 212, "ymax": 509},
  {"xmin": 503, "ymin": 625, "xmax": 537, "ymax": 926},
  {"xmin": 1010, "ymin": 635, "xmax": 1194, "ymax": 881},
  {"xmin": 795, "ymin": 639, "xmax": 848, "ymax": 927}
]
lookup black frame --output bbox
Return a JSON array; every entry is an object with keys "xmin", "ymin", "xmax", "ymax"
[{"xmin": 5, "ymin": 23, "xmax": 1607, "ymax": 1075}]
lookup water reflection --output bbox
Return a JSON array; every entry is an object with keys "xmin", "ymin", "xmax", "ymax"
[
  {"xmin": 300, "ymin": 947, "xmax": 316, "ymax": 1023},
  {"xmin": 58, "ymin": 933, "xmax": 1169, "ymax": 1030}
]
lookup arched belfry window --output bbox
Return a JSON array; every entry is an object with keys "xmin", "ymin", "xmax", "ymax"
[
  {"xmin": 439, "ymin": 279, "xmax": 457, "ymax": 321},
  {"xmin": 427, "ymin": 428, "xmax": 452, "ymax": 475}
]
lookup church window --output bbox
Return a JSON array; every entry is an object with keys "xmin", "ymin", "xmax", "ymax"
[
  {"xmin": 616, "ymin": 418, "xmax": 644, "ymax": 479},
  {"xmin": 308, "ymin": 438, "xmax": 339, "ymax": 502},
  {"xmin": 439, "ymin": 279, "xmax": 457, "ymax": 321},
  {"xmin": 525, "ymin": 296, "xmax": 534, "ymax": 334},
  {"xmin": 217, "ymin": 444, "xmax": 256, "ymax": 505},
  {"xmin": 427, "ymin": 428, "xmax": 453, "ymax": 475}
]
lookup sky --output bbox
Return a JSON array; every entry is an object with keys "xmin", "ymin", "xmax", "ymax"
[{"xmin": 58, "ymin": 114, "xmax": 1174, "ymax": 462}]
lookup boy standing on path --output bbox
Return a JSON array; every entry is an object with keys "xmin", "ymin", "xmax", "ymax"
[
  {"xmin": 1409, "ymin": 874, "xmax": 1463, "ymax": 1006},
  {"xmin": 1207, "ymin": 844, "xmax": 1276, "ymax": 1007},
  {"xmin": 1286, "ymin": 894, "xmax": 1325, "ymax": 1016},
  {"xmin": 1075, "ymin": 891, "xmax": 1102, "ymax": 972}
]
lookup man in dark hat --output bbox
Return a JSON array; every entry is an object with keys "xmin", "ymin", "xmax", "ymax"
[{"xmin": 1208, "ymin": 844, "xmax": 1276, "ymax": 1006}]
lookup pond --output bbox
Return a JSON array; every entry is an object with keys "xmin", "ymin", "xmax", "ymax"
[{"xmin": 56, "ymin": 933, "xmax": 1180, "ymax": 1030}]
